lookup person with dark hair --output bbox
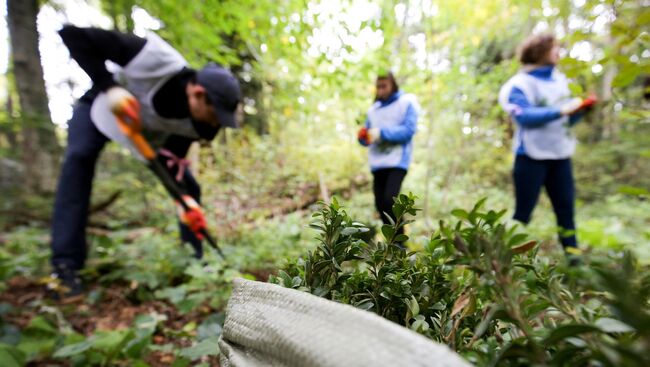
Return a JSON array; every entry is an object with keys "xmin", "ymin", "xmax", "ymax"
[
  {"xmin": 50, "ymin": 25, "xmax": 242, "ymax": 298},
  {"xmin": 498, "ymin": 33, "xmax": 596, "ymax": 260},
  {"xmin": 358, "ymin": 72, "xmax": 419, "ymax": 241}
]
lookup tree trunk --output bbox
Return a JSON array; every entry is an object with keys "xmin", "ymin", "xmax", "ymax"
[
  {"xmin": 4, "ymin": 88, "xmax": 18, "ymax": 148},
  {"xmin": 422, "ymin": 17, "xmax": 437, "ymax": 230},
  {"xmin": 107, "ymin": 1, "xmax": 121, "ymax": 31},
  {"xmin": 7, "ymin": 0, "xmax": 60, "ymax": 193},
  {"xmin": 241, "ymin": 76, "xmax": 269, "ymax": 134}
]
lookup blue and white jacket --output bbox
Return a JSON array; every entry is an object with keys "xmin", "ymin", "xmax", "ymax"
[
  {"xmin": 360, "ymin": 91, "xmax": 419, "ymax": 172},
  {"xmin": 498, "ymin": 65, "xmax": 583, "ymax": 160}
]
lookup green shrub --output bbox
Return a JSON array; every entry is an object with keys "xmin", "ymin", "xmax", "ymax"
[{"xmin": 272, "ymin": 195, "xmax": 650, "ymax": 366}]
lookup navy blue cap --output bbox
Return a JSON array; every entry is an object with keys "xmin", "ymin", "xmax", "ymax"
[{"xmin": 196, "ymin": 63, "xmax": 242, "ymax": 128}]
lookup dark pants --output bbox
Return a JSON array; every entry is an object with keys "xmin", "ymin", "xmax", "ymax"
[
  {"xmin": 372, "ymin": 168, "xmax": 407, "ymax": 235},
  {"xmin": 513, "ymin": 154, "xmax": 577, "ymax": 248},
  {"xmin": 51, "ymin": 101, "xmax": 202, "ymax": 271}
]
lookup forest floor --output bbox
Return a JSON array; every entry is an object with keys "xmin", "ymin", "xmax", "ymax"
[
  {"xmin": 1, "ymin": 269, "xmax": 269, "ymax": 366},
  {"xmin": 1, "ymin": 173, "xmax": 648, "ymax": 366}
]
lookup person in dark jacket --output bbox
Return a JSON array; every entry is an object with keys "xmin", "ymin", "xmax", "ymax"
[{"xmin": 51, "ymin": 25, "xmax": 242, "ymax": 298}]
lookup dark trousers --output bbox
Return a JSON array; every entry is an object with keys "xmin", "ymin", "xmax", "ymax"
[
  {"xmin": 512, "ymin": 154, "xmax": 577, "ymax": 248},
  {"xmin": 372, "ymin": 168, "xmax": 407, "ymax": 235},
  {"xmin": 51, "ymin": 101, "xmax": 202, "ymax": 271}
]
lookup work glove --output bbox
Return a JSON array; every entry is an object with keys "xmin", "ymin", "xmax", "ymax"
[
  {"xmin": 175, "ymin": 195, "xmax": 207, "ymax": 240},
  {"xmin": 559, "ymin": 95, "xmax": 597, "ymax": 115},
  {"xmin": 106, "ymin": 86, "xmax": 140, "ymax": 124},
  {"xmin": 358, "ymin": 127, "xmax": 381, "ymax": 145},
  {"xmin": 358, "ymin": 127, "xmax": 369, "ymax": 145}
]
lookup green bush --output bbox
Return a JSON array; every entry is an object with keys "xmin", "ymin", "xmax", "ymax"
[{"xmin": 271, "ymin": 195, "xmax": 650, "ymax": 366}]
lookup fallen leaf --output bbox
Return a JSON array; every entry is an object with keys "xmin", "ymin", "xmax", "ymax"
[
  {"xmin": 452, "ymin": 293, "xmax": 470, "ymax": 317},
  {"xmin": 512, "ymin": 240, "xmax": 537, "ymax": 254}
]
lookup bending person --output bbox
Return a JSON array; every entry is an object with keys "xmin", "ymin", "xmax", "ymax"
[{"xmin": 51, "ymin": 25, "xmax": 242, "ymax": 298}]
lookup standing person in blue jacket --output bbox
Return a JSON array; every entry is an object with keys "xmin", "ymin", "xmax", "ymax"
[
  {"xmin": 498, "ymin": 33, "xmax": 596, "ymax": 257},
  {"xmin": 358, "ymin": 72, "xmax": 419, "ymax": 239}
]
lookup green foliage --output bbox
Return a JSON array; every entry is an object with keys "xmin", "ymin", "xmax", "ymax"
[
  {"xmin": 51, "ymin": 313, "xmax": 164, "ymax": 366},
  {"xmin": 0, "ymin": 304, "xmax": 25, "ymax": 367},
  {"xmin": 1, "ymin": 0, "xmax": 649, "ymax": 365},
  {"xmin": 273, "ymin": 196, "xmax": 650, "ymax": 366},
  {"xmin": 0, "ymin": 343, "xmax": 25, "ymax": 367},
  {"xmin": 0, "ymin": 227, "xmax": 51, "ymax": 287},
  {"xmin": 16, "ymin": 315, "xmax": 61, "ymax": 360},
  {"xmin": 0, "ymin": 304, "xmax": 19, "ymax": 346},
  {"xmin": 177, "ymin": 337, "xmax": 220, "ymax": 361}
]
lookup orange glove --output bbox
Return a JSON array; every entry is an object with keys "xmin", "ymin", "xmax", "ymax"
[
  {"xmin": 107, "ymin": 86, "xmax": 140, "ymax": 130},
  {"xmin": 358, "ymin": 127, "xmax": 369, "ymax": 145},
  {"xmin": 358, "ymin": 127, "xmax": 381, "ymax": 145},
  {"xmin": 581, "ymin": 95, "xmax": 598, "ymax": 110},
  {"xmin": 559, "ymin": 95, "xmax": 598, "ymax": 115},
  {"xmin": 175, "ymin": 195, "xmax": 206, "ymax": 240}
]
